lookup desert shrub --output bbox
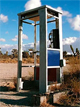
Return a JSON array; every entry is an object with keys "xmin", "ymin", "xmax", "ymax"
[
  {"xmin": 48, "ymin": 57, "xmax": 80, "ymax": 106},
  {"xmin": 65, "ymin": 56, "xmax": 80, "ymax": 64},
  {"xmin": 58, "ymin": 77, "xmax": 80, "ymax": 106},
  {"xmin": 27, "ymin": 58, "xmax": 34, "ymax": 63},
  {"xmin": 23, "ymin": 51, "xmax": 29, "ymax": 58},
  {"xmin": 0, "ymin": 57, "xmax": 18, "ymax": 63},
  {"xmin": 0, "ymin": 54, "xmax": 3, "ymax": 58},
  {"xmin": 2, "ymin": 54, "xmax": 9, "ymax": 59},
  {"xmin": 58, "ymin": 94, "xmax": 77, "ymax": 106},
  {"xmin": 14, "ymin": 54, "xmax": 18, "ymax": 58},
  {"xmin": 40, "ymin": 100, "xmax": 55, "ymax": 107},
  {"xmin": 58, "ymin": 57, "xmax": 80, "ymax": 106},
  {"xmin": 70, "ymin": 78, "xmax": 80, "ymax": 97},
  {"xmin": 63, "ymin": 57, "xmax": 80, "ymax": 82},
  {"xmin": 22, "ymin": 58, "xmax": 27, "ymax": 63},
  {"xmin": 0, "ymin": 57, "xmax": 35, "ymax": 63},
  {"xmin": 63, "ymin": 64, "xmax": 80, "ymax": 98},
  {"xmin": 3, "ymin": 77, "xmax": 17, "ymax": 91}
]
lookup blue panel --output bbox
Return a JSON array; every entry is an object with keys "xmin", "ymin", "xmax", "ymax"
[{"xmin": 48, "ymin": 50, "xmax": 60, "ymax": 66}]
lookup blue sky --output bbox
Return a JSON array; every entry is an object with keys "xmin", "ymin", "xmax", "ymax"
[{"xmin": 0, "ymin": 0, "xmax": 80, "ymax": 54}]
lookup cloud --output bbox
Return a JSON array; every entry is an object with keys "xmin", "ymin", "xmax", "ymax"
[
  {"xmin": 0, "ymin": 14, "xmax": 8, "ymax": 23},
  {"xmin": 11, "ymin": 34, "xmax": 28, "ymax": 41},
  {"xmin": 63, "ymin": 37, "xmax": 77, "ymax": 45},
  {"xmin": 24, "ymin": 0, "xmax": 41, "ymax": 11},
  {"xmin": 0, "ymin": 41, "xmax": 39, "ymax": 54},
  {"xmin": 57, "ymin": 7, "xmax": 72, "ymax": 17},
  {"xmin": 11, "ymin": 35, "xmax": 18, "ymax": 41},
  {"xmin": 0, "ymin": 36, "xmax": 80, "ymax": 54},
  {"xmin": 23, "ymin": 38, "xmax": 80, "ymax": 54},
  {"xmin": 22, "ymin": 34, "xmax": 28, "ymax": 39},
  {"xmin": 11, "ymin": 38, "xmax": 17, "ymax": 41},
  {"xmin": 23, "ymin": 41, "xmax": 39, "ymax": 51},
  {"xmin": 0, "ymin": 44, "xmax": 18, "ymax": 54},
  {"xmin": 57, "ymin": 7, "xmax": 80, "ymax": 32},
  {"xmin": 63, "ymin": 37, "xmax": 80, "ymax": 53},
  {"xmin": 68, "ymin": 15, "xmax": 80, "ymax": 31},
  {"xmin": 0, "ymin": 38, "xmax": 6, "ymax": 42},
  {"xmin": 71, "ymin": 37, "xmax": 80, "ymax": 50}
]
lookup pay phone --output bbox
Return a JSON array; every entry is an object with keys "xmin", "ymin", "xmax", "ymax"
[{"xmin": 49, "ymin": 29, "xmax": 59, "ymax": 49}]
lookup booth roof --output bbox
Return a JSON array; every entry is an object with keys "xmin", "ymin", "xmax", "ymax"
[{"xmin": 17, "ymin": 5, "xmax": 62, "ymax": 21}]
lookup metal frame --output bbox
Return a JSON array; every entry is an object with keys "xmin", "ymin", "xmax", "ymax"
[
  {"xmin": 17, "ymin": 16, "xmax": 23, "ymax": 91},
  {"xmin": 17, "ymin": 5, "xmax": 63, "ymax": 93},
  {"xmin": 39, "ymin": 8, "xmax": 48, "ymax": 93}
]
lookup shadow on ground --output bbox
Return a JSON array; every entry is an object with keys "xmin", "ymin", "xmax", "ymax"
[
  {"xmin": 0, "ymin": 86, "xmax": 9, "ymax": 91},
  {"xmin": 0, "ymin": 80, "xmax": 74, "ymax": 107},
  {"xmin": 0, "ymin": 91, "xmax": 38, "ymax": 106},
  {"xmin": 0, "ymin": 80, "xmax": 39, "ymax": 106}
]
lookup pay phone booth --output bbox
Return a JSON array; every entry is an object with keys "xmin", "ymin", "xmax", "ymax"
[{"xmin": 17, "ymin": 5, "xmax": 63, "ymax": 93}]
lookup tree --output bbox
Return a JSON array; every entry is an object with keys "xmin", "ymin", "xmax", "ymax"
[
  {"xmin": 23, "ymin": 51, "xmax": 29, "ymax": 58},
  {"xmin": 76, "ymin": 48, "xmax": 79, "ymax": 55},
  {"xmin": 63, "ymin": 51, "xmax": 67, "ymax": 57},
  {"xmin": 70, "ymin": 45, "xmax": 75, "ymax": 56},
  {"xmin": 11, "ymin": 49, "xmax": 18, "ymax": 58},
  {"xmin": 0, "ymin": 48, "xmax": 2, "ymax": 55},
  {"xmin": 76, "ymin": 48, "xmax": 80, "ymax": 59},
  {"xmin": 6, "ymin": 51, "xmax": 8, "ymax": 56}
]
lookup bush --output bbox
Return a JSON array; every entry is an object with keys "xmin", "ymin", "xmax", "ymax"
[
  {"xmin": 23, "ymin": 51, "xmax": 29, "ymax": 58},
  {"xmin": 58, "ymin": 57, "xmax": 80, "ymax": 106}
]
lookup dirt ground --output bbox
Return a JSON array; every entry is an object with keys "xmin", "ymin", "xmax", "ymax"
[
  {"xmin": 0, "ymin": 63, "xmax": 39, "ymax": 107},
  {"xmin": 0, "ymin": 63, "xmax": 70, "ymax": 107}
]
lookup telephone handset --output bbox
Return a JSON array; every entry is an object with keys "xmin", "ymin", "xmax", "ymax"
[
  {"xmin": 49, "ymin": 29, "xmax": 59, "ymax": 49},
  {"xmin": 49, "ymin": 30, "xmax": 53, "ymax": 48}
]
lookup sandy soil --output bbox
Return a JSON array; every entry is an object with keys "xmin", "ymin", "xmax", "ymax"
[
  {"xmin": 0, "ymin": 63, "xmax": 39, "ymax": 107},
  {"xmin": 0, "ymin": 63, "xmax": 34, "ymax": 80},
  {"xmin": 0, "ymin": 63, "xmax": 73, "ymax": 107}
]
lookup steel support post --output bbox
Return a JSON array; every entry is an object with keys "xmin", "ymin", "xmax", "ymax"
[
  {"xmin": 58, "ymin": 13, "xmax": 63, "ymax": 82},
  {"xmin": 55, "ymin": 19, "xmax": 60, "ymax": 83},
  {"xmin": 17, "ymin": 16, "xmax": 23, "ymax": 91},
  {"xmin": 34, "ymin": 21, "xmax": 36, "ymax": 81},
  {"xmin": 39, "ymin": 8, "xmax": 48, "ymax": 93}
]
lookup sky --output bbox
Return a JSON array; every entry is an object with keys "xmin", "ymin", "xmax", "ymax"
[{"xmin": 0, "ymin": 0, "xmax": 80, "ymax": 54}]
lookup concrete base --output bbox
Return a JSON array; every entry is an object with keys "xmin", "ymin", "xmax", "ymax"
[
  {"xmin": 45, "ymin": 93, "xmax": 53, "ymax": 104},
  {"xmin": 20, "ymin": 81, "xmax": 23, "ymax": 89},
  {"xmin": 53, "ymin": 91, "xmax": 66, "ymax": 104},
  {"xmin": 33, "ymin": 91, "xmax": 67, "ymax": 106},
  {"xmin": 33, "ymin": 95, "xmax": 46, "ymax": 106}
]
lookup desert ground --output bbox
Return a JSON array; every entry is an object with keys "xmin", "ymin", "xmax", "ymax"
[
  {"xmin": 0, "ymin": 61, "xmax": 79, "ymax": 107},
  {"xmin": 0, "ymin": 63, "xmax": 39, "ymax": 107}
]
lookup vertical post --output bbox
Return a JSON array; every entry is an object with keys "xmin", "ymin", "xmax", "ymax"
[
  {"xmin": 17, "ymin": 16, "xmax": 23, "ymax": 91},
  {"xmin": 34, "ymin": 21, "xmax": 36, "ymax": 81},
  {"xmin": 39, "ymin": 8, "xmax": 48, "ymax": 93},
  {"xmin": 58, "ymin": 13, "xmax": 63, "ymax": 82},
  {"xmin": 56, "ymin": 18, "xmax": 60, "ymax": 83}
]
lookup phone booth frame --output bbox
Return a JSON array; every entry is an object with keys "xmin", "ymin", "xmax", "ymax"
[{"xmin": 17, "ymin": 5, "xmax": 63, "ymax": 93}]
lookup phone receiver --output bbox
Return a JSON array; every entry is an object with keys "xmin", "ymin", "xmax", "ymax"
[{"xmin": 49, "ymin": 32, "xmax": 52, "ymax": 41}]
